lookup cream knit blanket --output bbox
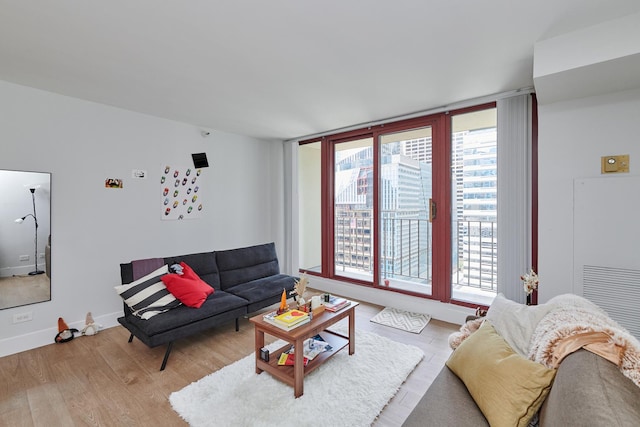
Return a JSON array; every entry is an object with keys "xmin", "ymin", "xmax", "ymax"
[{"xmin": 528, "ymin": 294, "xmax": 640, "ymax": 388}]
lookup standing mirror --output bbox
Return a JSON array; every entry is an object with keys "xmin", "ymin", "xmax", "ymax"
[{"xmin": 0, "ymin": 170, "xmax": 51, "ymax": 309}]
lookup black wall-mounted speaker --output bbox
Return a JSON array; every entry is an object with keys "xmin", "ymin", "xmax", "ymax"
[{"xmin": 192, "ymin": 152, "xmax": 209, "ymax": 168}]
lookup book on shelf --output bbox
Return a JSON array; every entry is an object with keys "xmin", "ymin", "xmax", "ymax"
[
  {"xmin": 322, "ymin": 296, "xmax": 351, "ymax": 312},
  {"xmin": 277, "ymin": 352, "xmax": 309, "ymax": 366}
]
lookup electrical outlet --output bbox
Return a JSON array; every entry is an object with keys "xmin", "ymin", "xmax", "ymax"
[
  {"xmin": 39, "ymin": 252, "xmax": 45, "ymax": 259},
  {"xmin": 19, "ymin": 255, "xmax": 29, "ymax": 261},
  {"xmin": 13, "ymin": 312, "xmax": 33, "ymax": 323}
]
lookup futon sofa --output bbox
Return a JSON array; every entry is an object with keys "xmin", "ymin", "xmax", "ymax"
[
  {"xmin": 117, "ymin": 242, "xmax": 296, "ymax": 370},
  {"xmin": 403, "ymin": 294, "xmax": 640, "ymax": 426}
]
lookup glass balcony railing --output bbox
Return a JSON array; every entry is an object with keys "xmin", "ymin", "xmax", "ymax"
[
  {"xmin": 335, "ymin": 212, "xmax": 497, "ymax": 302},
  {"xmin": 453, "ymin": 220, "xmax": 497, "ymax": 292}
]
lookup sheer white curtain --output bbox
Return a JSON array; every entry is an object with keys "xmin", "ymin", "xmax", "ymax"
[
  {"xmin": 282, "ymin": 139, "xmax": 299, "ymax": 275},
  {"xmin": 496, "ymin": 94, "xmax": 533, "ymax": 303}
]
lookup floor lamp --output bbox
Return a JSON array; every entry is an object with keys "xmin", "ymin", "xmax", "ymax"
[{"xmin": 15, "ymin": 187, "xmax": 45, "ymax": 275}]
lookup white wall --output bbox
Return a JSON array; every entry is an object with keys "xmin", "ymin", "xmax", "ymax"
[
  {"xmin": 537, "ymin": 88, "xmax": 640, "ymax": 302},
  {"xmin": 533, "ymin": 12, "xmax": 640, "ymax": 105},
  {"xmin": 0, "ymin": 80, "xmax": 285, "ymax": 356}
]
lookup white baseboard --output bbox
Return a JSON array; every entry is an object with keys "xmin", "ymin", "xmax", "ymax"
[{"xmin": 0, "ymin": 311, "xmax": 121, "ymax": 358}]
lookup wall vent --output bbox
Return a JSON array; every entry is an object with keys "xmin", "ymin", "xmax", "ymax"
[{"xmin": 583, "ymin": 265, "xmax": 640, "ymax": 339}]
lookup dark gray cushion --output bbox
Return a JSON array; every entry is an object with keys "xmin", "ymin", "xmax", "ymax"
[
  {"xmin": 216, "ymin": 242, "xmax": 280, "ymax": 290},
  {"xmin": 226, "ymin": 274, "xmax": 297, "ymax": 313},
  {"xmin": 403, "ymin": 365, "xmax": 488, "ymax": 427},
  {"xmin": 540, "ymin": 349, "xmax": 640, "ymax": 426},
  {"xmin": 118, "ymin": 290, "xmax": 247, "ymax": 337},
  {"xmin": 117, "ymin": 302, "xmax": 247, "ymax": 349}
]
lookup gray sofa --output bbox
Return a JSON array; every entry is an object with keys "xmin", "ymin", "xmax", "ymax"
[
  {"xmin": 403, "ymin": 299, "xmax": 640, "ymax": 427},
  {"xmin": 118, "ymin": 242, "xmax": 296, "ymax": 370},
  {"xmin": 403, "ymin": 348, "xmax": 640, "ymax": 426}
]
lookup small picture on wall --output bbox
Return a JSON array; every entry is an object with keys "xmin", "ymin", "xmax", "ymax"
[
  {"xmin": 160, "ymin": 164, "xmax": 204, "ymax": 220},
  {"xmin": 105, "ymin": 178, "xmax": 123, "ymax": 188}
]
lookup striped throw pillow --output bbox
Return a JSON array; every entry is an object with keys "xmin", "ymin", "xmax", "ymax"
[{"xmin": 115, "ymin": 265, "xmax": 181, "ymax": 319}]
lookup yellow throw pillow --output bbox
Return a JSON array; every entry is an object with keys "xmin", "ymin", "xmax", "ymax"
[{"xmin": 446, "ymin": 321, "xmax": 556, "ymax": 427}]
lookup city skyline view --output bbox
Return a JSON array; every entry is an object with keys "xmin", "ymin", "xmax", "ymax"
[{"xmin": 331, "ymin": 119, "xmax": 497, "ymax": 302}]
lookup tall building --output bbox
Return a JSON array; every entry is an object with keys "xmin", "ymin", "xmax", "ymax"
[
  {"xmin": 334, "ymin": 143, "xmax": 432, "ymax": 285},
  {"xmin": 335, "ymin": 149, "xmax": 373, "ymax": 274},
  {"xmin": 451, "ymin": 127, "xmax": 498, "ymax": 290},
  {"xmin": 380, "ymin": 145, "xmax": 432, "ymax": 283},
  {"xmin": 332, "ymin": 128, "xmax": 497, "ymax": 293}
]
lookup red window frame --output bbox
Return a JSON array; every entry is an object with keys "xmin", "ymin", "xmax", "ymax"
[{"xmin": 299, "ymin": 98, "xmax": 536, "ymax": 307}]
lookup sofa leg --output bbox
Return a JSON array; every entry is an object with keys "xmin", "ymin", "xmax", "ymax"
[
  {"xmin": 128, "ymin": 333, "xmax": 134, "ymax": 343},
  {"xmin": 235, "ymin": 318, "xmax": 239, "ymax": 332},
  {"xmin": 160, "ymin": 342, "xmax": 173, "ymax": 371}
]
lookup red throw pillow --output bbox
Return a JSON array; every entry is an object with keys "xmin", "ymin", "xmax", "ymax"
[{"xmin": 161, "ymin": 262, "xmax": 213, "ymax": 308}]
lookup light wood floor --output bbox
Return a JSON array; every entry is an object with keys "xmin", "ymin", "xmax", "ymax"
[
  {"xmin": 0, "ymin": 274, "xmax": 51, "ymax": 309},
  {"xmin": 0, "ymin": 297, "xmax": 458, "ymax": 427}
]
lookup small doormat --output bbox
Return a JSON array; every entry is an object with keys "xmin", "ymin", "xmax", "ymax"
[{"xmin": 370, "ymin": 307, "xmax": 431, "ymax": 334}]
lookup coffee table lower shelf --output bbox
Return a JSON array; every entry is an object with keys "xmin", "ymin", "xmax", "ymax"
[{"xmin": 255, "ymin": 330, "xmax": 348, "ymax": 386}]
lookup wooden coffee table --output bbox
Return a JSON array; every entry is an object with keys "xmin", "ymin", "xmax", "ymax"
[{"xmin": 250, "ymin": 301, "xmax": 358, "ymax": 398}]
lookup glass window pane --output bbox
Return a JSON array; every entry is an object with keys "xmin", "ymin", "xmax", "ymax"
[
  {"xmin": 451, "ymin": 108, "xmax": 497, "ymax": 305},
  {"xmin": 379, "ymin": 128, "xmax": 433, "ymax": 295},
  {"xmin": 334, "ymin": 138, "xmax": 373, "ymax": 282}
]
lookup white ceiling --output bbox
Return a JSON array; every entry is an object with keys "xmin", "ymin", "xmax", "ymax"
[{"xmin": 2, "ymin": 1, "xmax": 640, "ymax": 141}]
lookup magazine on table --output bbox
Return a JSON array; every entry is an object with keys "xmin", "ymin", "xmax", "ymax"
[{"xmin": 286, "ymin": 334, "xmax": 333, "ymax": 360}]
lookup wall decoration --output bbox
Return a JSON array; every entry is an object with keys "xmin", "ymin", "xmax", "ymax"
[
  {"xmin": 160, "ymin": 165, "xmax": 204, "ymax": 220},
  {"xmin": 105, "ymin": 178, "xmax": 123, "ymax": 188},
  {"xmin": 132, "ymin": 169, "xmax": 147, "ymax": 179}
]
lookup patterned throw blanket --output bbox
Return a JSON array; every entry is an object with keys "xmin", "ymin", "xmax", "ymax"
[{"xmin": 527, "ymin": 294, "xmax": 640, "ymax": 388}]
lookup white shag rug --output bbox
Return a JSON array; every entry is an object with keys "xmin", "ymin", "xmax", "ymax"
[
  {"xmin": 170, "ymin": 329, "xmax": 424, "ymax": 427},
  {"xmin": 370, "ymin": 307, "xmax": 431, "ymax": 334}
]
